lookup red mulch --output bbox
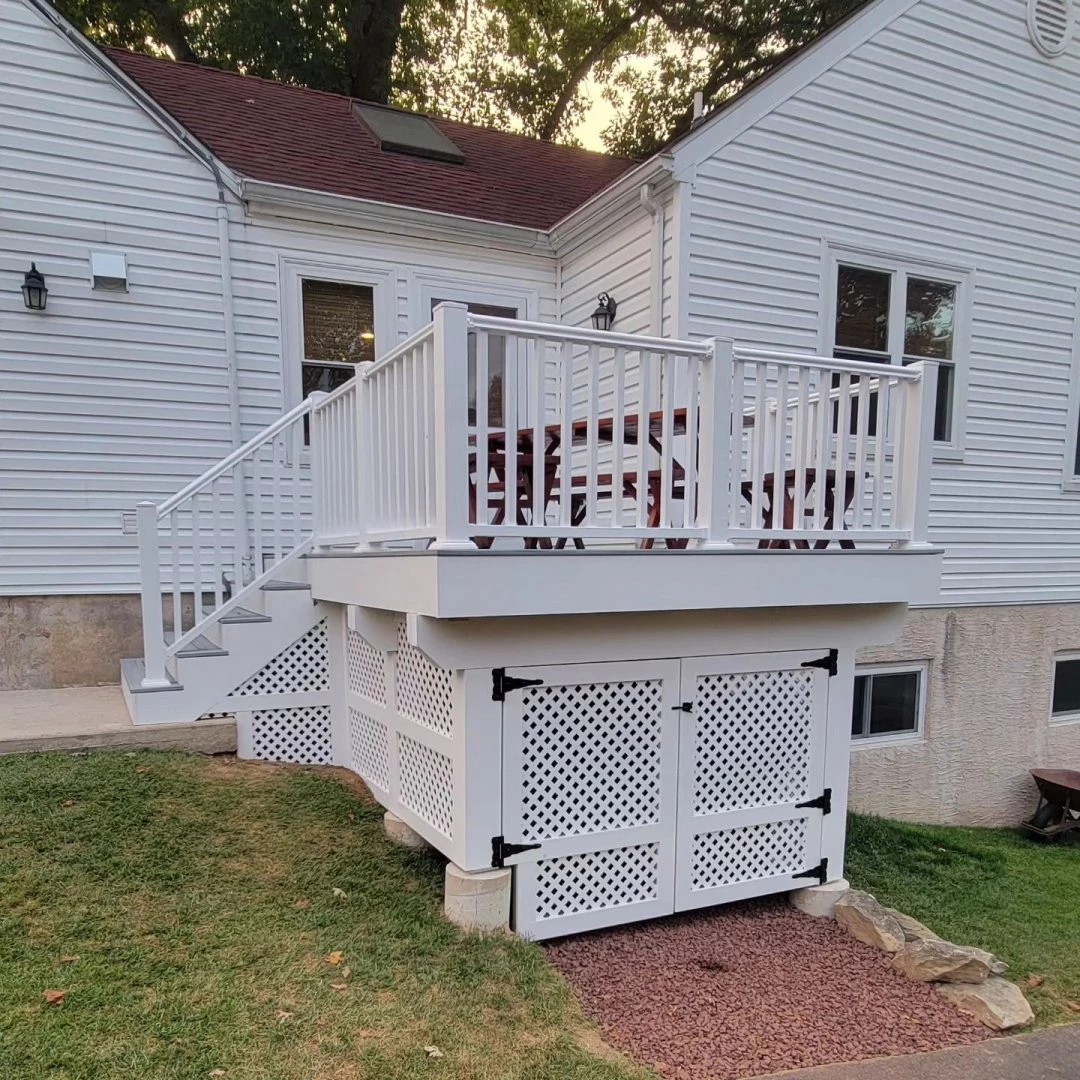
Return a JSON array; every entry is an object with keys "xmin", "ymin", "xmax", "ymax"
[{"xmin": 545, "ymin": 899, "xmax": 992, "ymax": 1080}]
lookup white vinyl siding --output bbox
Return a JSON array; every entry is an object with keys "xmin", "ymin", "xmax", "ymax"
[
  {"xmin": 0, "ymin": 0, "xmax": 229, "ymax": 595},
  {"xmin": 680, "ymin": 0, "xmax": 1080, "ymax": 604}
]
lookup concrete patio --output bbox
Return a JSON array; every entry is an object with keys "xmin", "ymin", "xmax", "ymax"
[{"xmin": 0, "ymin": 685, "xmax": 235, "ymax": 755}]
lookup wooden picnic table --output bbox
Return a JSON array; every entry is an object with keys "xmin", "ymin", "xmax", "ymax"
[{"xmin": 467, "ymin": 407, "xmax": 857, "ymax": 549}]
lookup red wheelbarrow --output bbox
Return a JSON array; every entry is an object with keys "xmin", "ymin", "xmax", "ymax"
[{"xmin": 1022, "ymin": 769, "xmax": 1080, "ymax": 839}]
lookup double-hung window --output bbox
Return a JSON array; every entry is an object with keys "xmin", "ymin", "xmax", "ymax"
[
  {"xmin": 828, "ymin": 254, "xmax": 967, "ymax": 448},
  {"xmin": 301, "ymin": 279, "xmax": 377, "ymax": 396}
]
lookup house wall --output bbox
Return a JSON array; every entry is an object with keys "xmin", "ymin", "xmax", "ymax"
[
  {"xmin": 0, "ymin": 0, "xmax": 232, "ymax": 599},
  {"xmin": 851, "ymin": 602, "xmax": 1080, "ymax": 826},
  {"xmin": 676, "ymin": 0, "xmax": 1080, "ymax": 607}
]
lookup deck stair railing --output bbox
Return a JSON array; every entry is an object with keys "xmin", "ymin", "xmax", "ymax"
[{"xmin": 135, "ymin": 382, "xmax": 354, "ymax": 689}]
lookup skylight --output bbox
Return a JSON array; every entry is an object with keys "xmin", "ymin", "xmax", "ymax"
[{"xmin": 354, "ymin": 103, "xmax": 464, "ymax": 165}]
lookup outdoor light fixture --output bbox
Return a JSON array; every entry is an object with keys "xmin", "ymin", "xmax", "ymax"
[
  {"xmin": 591, "ymin": 292, "xmax": 617, "ymax": 331},
  {"xmin": 21, "ymin": 263, "xmax": 47, "ymax": 311}
]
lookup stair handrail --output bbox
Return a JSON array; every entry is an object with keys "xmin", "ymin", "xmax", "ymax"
[{"xmin": 157, "ymin": 396, "xmax": 317, "ymax": 518}]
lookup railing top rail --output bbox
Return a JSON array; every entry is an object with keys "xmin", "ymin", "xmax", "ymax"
[
  {"xmin": 156, "ymin": 397, "xmax": 313, "ymax": 518},
  {"xmin": 467, "ymin": 313, "xmax": 712, "ymax": 356},
  {"xmin": 734, "ymin": 346, "xmax": 924, "ymax": 381},
  {"xmin": 360, "ymin": 323, "xmax": 436, "ymax": 379},
  {"xmin": 310, "ymin": 377, "xmax": 357, "ymax": 412}
]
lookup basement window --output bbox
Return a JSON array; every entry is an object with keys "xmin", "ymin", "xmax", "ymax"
[
  {"xmin": 851, "ymin": 665, "xmax": 925, "ymax": 744},
  {"xmin": 1051, "ymin": 653, "xmax": 1080, "ymax": 723}
]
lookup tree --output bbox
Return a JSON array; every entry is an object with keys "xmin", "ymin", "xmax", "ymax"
[
  {"xmin": 56, "ymin": 0, "xmax": 867, "ymax": 155},
  {"xmin": 56, "ymin": 0, "xmax": 415, "ymax": 101}
]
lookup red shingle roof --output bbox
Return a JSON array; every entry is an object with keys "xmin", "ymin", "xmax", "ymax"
[{"xmin": 104, "ymin": 48, "xmax": 637, "ymax": 230}]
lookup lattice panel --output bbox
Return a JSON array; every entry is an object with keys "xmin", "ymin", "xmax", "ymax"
[
  {"xmin": 535, "ymin": 843, "xmax": 660, "ymax": 922},
  {"xmin": 229, "ymin": 620, "xmax": 329, "ymax": 697},
  {"xmin": 347, "ymin": 628, "xmax": 385, "ymax": 705},
  {"xmin": 690, "ymin": 818, "xmax": 807, "ymax": 892},
  {"xmin": 521, "ymin": 681, "xmax": 662, "ymax": 842},
  {"xmin": 349, "ymin": 706, "xmax": 388, "ymax": 791},
  {"xmin": 250, "ymin": 705, "xmax": 334, "ymax": 765},
  {"xmin": 395, "ymin": 619, "xmax": 454, "ymax": 736},
  {"xmin": 398, "ymin": 733, "xmax": 454, "ymax": 838},
  {"xmin": 693, "ymin": 669, "xmax": 814, "ymax": 815}
]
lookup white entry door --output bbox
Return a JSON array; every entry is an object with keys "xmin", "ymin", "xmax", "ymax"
[
  {"xmin": 500, "ymin": 660, "xmax": 681, "ymax": 940},
  {"xmin": 674, "ymin": 651, "xmax": 831, "ymax": 912}
]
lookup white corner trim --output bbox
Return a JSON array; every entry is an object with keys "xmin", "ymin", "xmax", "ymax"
[{"xmin": 671, "ymin": 0, "xmax": 923, "ymax": 174}]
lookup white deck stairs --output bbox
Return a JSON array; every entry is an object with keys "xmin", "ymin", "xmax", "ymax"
[{"xmin": 122, "ymin": 556, "xmax": 331, "ymax": 727}]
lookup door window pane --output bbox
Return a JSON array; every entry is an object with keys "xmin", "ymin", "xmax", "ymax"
[
  {"xmin": 905, "ymin": 278, "xmax": 955, "ymax": 361},
  {"xmin": 432, "ymin": 299, "xmax": 517, "ymax": 427},
  {"xmin": 852, "ymin": 669, "xmax": 922, "ymax": 740},
  {"xmin": 835, "ymin": 265, "xmax": 891, "ymax": 354},
  {"xmin": 1052, "ymin": 657, "xmax": 1080, "ymax": 717}
]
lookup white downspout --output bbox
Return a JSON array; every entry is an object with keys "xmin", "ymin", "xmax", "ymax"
[{"xmin": 639, "ymin": 182, "xmax": 664, "ymax": 337}]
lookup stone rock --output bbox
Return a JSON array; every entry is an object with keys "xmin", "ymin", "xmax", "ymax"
[
  {"xmin": 834, "ymin": 890, "xmax": 906, "ymax": 952},
  {"xmin": 893, "ymin": 938, "xmax": 996, "ymax": 983},
  {"xmin": 883, "ymin": 907, "xmax": 941, "ymax": 943},
  {"xmin": 935, "ymin": 976, "xmax": 1035, "ymax": 1031},
  {"xmin": 789, "ymin": 878, "xmax": 850, "ymax": 919}
]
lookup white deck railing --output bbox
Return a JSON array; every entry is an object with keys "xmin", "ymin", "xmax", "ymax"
[{"xmin": 136, "ymin": 306, "xmax": 937, "ymax": 683}]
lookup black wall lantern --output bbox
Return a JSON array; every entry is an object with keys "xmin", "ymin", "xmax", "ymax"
[
  {"xmin": 22, "ymin": 263, "xmax": 47, "ymax": 311},
  {"xmin": 591, "ymin": 292, "xmax": 617, "ymax": 331}
]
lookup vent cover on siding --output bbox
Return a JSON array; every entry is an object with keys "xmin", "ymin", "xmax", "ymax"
[{"xmin": 1028, "ymin": 0, "xmax": 1075, "ymax": 56}]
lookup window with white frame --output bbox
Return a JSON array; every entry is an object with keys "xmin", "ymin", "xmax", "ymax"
[
  {"xmin": 301, "ymin": 278, "xmax": 377, "ymax": 397},
  {"xmin": 851, "ymin": 665, "xmax": 926, "ymax": 742},
  {"xmin": 1051, "ymin": 653, "xmax": 1080, "ymax": 722},
  {"xmin": 828, "ymin": 255, "xmax": 966, "ymax": 447}
]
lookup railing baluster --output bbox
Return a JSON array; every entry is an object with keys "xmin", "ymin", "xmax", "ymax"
[
  {"xmin": 772, "ymin": 364, "xmax": 789, "ymax": 536},
  {"xmin": 211, "ymin": 477, "xmax": 224, "ymax": 608},
  {"xmin": 835, "ymin": 373, "xmax": 852, "ymax": 537},
  {"xmin": 476, "ymin": 330, "xmax": 489, "ymax": 528},
  {"xmin": 660, "ymin": 352, "xmax": 675, "ymax": 531},
  {"xmin": 170, "ymin": 510, "xmax": 182, "ymax": 638},
  {"xmin": 872, "ymin": 377, "xmax": 889, "ymax": 530},
  {"xmin": 751, "ymin": 367, "xmax": 767, "ymax": 531},
  {"xmin": 853, "ymin": 373, "xmax": 870, "ymax": 531},
  {"xmin": 792, "ymin": 367, "xmax": 810, "ymax": 534},
  {"xmin": 270, "ymin": 436, "xmax": 284, "ymax": 565},
  {"xmin": 612, "ymin": 347, "xmax": 625, "ymax": 528},
  {"xmin": 637, "ymin": 349, "xmax": 651, "ymax": 529},
  {"xmin": 532, "ymin": 337, "xmax": 544, "ymax": 533},
  {"xmin": 504, "ymin": 331, "xmax": 519, "ymax": 532},
  {"xmin": 190, "ymin": 491, "xmax": 204, "ymax": 623},
  {"xmin": 729, "ymin": 356, "xmax": 745, "ymax": 530},
  {"xmin": 812, "ymin": 370, "xmax": 830, "ymax": 532},
  {"xmin": 586, "ymin": 343, "xmax": 599, "ymax": 526},
  {"xmin": 560, "ymin": 341, "xmax": 573, "ymax": 529}
]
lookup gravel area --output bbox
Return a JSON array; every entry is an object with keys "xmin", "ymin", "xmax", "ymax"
[{"xmin": 546, "ymin": 899, "xmax": 992, "ymax": 1080}]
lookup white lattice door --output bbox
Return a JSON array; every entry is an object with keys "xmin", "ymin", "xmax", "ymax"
[
  {"xmin": 500, "ymin": 660, "xmax": 681, "ymax": 940},
  {"xmin": 673, "ymin": 651, "xmax": 831, "ymax": 912}
]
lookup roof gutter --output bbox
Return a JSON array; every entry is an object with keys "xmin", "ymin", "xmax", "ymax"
[{"xmin": 239, "ymin": 179, "xmax": 552, "ymax": 252}]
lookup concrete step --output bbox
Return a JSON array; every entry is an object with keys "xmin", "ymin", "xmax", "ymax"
[{"xmin": 0, "ymin": 686, "xmax": 236, "ymax": 756}]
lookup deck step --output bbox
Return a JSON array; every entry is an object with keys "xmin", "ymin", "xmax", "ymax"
[
  {"xmin": 164, "ymin": 633, "xmax": 229, "ymax": 659},
  {"xmin": 121, "ymin": 657, "xmax": 183, "ymax": 693},
  {"xmin": 203, "ymin": 605, "xmax": 272, "ymax": 624},
  {"xmin": 260, "ymin": 579, "xmax": 311, "ymax": 592}
]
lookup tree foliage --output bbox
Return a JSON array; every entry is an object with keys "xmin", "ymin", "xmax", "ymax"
[{"xmin": 56, "ymin": 0, "xmax": 867, "ymax": 156}]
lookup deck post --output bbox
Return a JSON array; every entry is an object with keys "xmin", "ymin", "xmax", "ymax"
[
  {"xmin": 431, "ymin": 302, "xmax": 475, "ymax": 550},
  {"xmin": 353, "ymin": 376, "xmax": 372, "ymax": 551},
  {"xmin": 136, "ymin": 500, "xmax": 171, "ymax": 688},
  {"xmin": 694, "ymin": 337, "xmax": 736, "ymax": 548},
  {"xmin": 894, "ymin": 360, "xmax": 938, "ymax": 547}
]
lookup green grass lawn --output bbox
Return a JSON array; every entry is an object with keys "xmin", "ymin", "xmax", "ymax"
[
  {"xmin": 846, "ymin": 813, "xmax": 1080, "ymax": 1028},
  {"xmin": 0, "ymin": 751, "xmax": 646, "ymax": 1080}
]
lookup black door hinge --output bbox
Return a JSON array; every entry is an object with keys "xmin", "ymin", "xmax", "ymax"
[
  {"xmin": 793, "ymin": 858, "xmax": 829, "ymax": 885},
  {"xmin": 491, "ymin": 835, "xmax": 541, "ymax": 868},
  {"xmin": 674, "ymin": 702, "xmax": 693, "ymax": 713},
  {"xmin": 491, "ymin": 668, "xmax": 544, "ymax": 702},
  {"xmin": 796, "ymin": 788, "xmax": 833, "ymax": 815},
  {"xmin": 802, "ymin": 649, "xmax": 838, "ymax": 677}
]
